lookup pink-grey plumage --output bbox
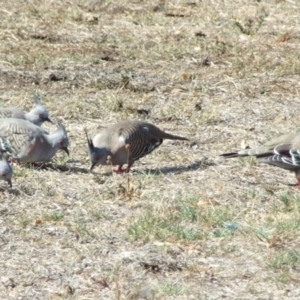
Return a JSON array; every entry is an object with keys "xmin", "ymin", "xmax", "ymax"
[
  {"xmin": 0, "ymin": 94, "xmax": 52, "ymax": 126},
  {"xmin": 221, "ymin": 132, "xmax": 300, "ymax": 185},
  {"xmin": 0, "ymin": 118, "xmax": 69, "ymax": 163},
  {"xmin": 86, "ymin": 120, "xmax": 188, "ymax": 172}
]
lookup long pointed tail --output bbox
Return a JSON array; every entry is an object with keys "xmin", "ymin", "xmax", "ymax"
[
  {"xmin": 162, "ymin": 132, "xmax": 189, "ymax": 141},
  {"xmin": 220, "ymin": 152, "xmax": 241, "ymax": 158},
  {"xmin": 220, "ymin": 149, "xmax": 274, "ymax": 158}
]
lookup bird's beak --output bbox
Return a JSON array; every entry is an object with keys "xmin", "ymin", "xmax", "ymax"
[
  {"xmin": 7, "ymin": 179, "xmax": 12, "ymax": 188},
  {"xmin": 45, "ymin": 117, "xmax": 53, "ymax": 124},
  {"xmin": 62, "ymin": 147, "xmax": 69, "ymax": 156},
  {"xmin": 90, "ymin": 162, "xmax": 96, "ymax": 171}
]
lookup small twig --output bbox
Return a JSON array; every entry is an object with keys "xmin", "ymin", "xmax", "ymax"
[
  {"xmin": 106, "ymin": 155, "xmax": 114, "ymax": 175},
  {"xmin": 115, "ymin": 275, "xmax": 121, "ymax": 300}
]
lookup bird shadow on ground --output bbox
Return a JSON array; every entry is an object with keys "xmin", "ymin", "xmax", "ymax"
[
  {"xmin": 133, "ymin": 159, "xmax": 216, "ymax": 175},
  {"xmin": 91, "ymin": 160, "xmax": 215, "ymax": 177},
  {"xmin": 225, "ymin": 178, "xmax": 258, "ymax": 186},
  {"xmin": 284, "ymin": 183, "xmax": 298, "ymax": 188},
  {"xmin": 53, "ymin": 165, "xmax": 89, "ymax": 174},
  {"xmin": 21, "ymin": 163, "xmax": 89, "ymax": 174},
  {"xmin": 0, "ymin": 186, "xmax": 15, "ymax": 193},
  {"xmin": 226, "ymin": 178, "xmax": 298, "ymax": 188}
]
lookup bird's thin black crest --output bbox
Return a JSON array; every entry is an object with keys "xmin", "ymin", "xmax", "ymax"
[
  {"xmin": 56, "ymin": 119, "xmax": 66, "ymax": 133},
  {"xmin": 84, "ymin": 128, "xmax": 94, "ymax": 150},
  {"xmin": 33, "ymin": 93, "xmax": 42, "ymax": 106}
]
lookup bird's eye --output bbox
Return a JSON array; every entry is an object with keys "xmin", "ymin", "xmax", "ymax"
[
  {"xmin": 2, "ymin": 172, "xmax": 6, "ymax": 176},
  {"xmin": 39, "ymin": 113, "xmax": 43, "ymax": 119}
]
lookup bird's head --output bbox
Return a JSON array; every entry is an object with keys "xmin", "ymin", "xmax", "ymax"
[
  {"xmin": 85, "ymin": 129, "xmax": 108, "ymax": 171},
  {"xmin": 27, "ymin": 94, "xmax": 52, "ymax": 126}
]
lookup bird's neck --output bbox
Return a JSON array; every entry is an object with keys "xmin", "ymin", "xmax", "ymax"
[
  {"xmin": 44, "ymin": 131, "xmax": 62, "ymax": 148},
  {"xmin": 24, "ymin": 111, "xmax": 41, "ymax": 126}
]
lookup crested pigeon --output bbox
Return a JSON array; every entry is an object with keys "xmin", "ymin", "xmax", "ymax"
[
  {"xmin": 221, "ymin": 132, "xmax": 300, "ymax": 185},
  {"xmin": 0, "ymin": 118, "xmax": 69, "ymax": 163},
  {"xmin": 0, "ymin": 94, "xmax": 52, "ymax": 126},
  {"xmin": 0, "ymin": 153, "xmax": 12, "ymax": 187},
  {"xmin": 85, "ymin": 120, "xmax": 188, "ymax": 172}
]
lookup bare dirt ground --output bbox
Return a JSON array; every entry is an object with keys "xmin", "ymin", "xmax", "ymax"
[{"xmin": 0, "ymin": 0, "xmax": 300, "ymax": 299}]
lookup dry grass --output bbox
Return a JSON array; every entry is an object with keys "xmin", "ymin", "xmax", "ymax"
[{"xmin": 1, "ymin": 0, "xmax": 300, "ymax": 298}]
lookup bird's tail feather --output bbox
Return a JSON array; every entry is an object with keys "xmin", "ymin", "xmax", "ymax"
[
  {"xmin": 162, "ymin": 132, "xmax": 188, "ymax": 141},
  {"xmin": 220, "ymin": 152, "xmax": 241, "ymax": 158}
]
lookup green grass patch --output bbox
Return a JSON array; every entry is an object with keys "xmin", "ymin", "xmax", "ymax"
[{"xmin": 127, "ymin": 194, "xmax": 236, "ymax": 242}]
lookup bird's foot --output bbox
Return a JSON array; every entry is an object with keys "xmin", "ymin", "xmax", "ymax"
[
  {"xmin": 113, "ymin": 165, "xmax": 132, "ymax": 174},
  {"xmin": 113, "ymin": 165, "xmax": 127, "ymax": 174},
  {"xmin": 10, "ymin": 159, "xmax": 20, "ymax": 167},
  {"xmin": 29, "ymin": 162, "xmax": 51, "ymax": 170}
]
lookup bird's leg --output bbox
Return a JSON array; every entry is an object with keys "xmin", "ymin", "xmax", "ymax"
[
  {"xmin": 126, "ymin": 164, "xmax": 133, "ymax": 173},
  {"xmin": 294, "ymin": 171, "xmax": 300, "ymax": 188}
]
